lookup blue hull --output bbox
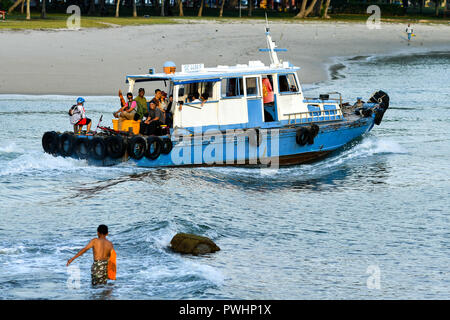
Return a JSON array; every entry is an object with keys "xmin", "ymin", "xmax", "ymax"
[{"xmin": 82, "ymin": 115, "xmax": 375, "ymax": 168}]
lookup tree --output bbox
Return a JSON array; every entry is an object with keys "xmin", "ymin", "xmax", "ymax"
[
  {"xmin": 322, "ymin": 0, "xmax": 331, "ymax": 18},
  {"xmin": 198, "ymin": 0, "xmax": 204, "ymax": 16},
  {"xmin": 295, "ymin": 0, "xmax": 318, "ymax": 18},
  {"xmin": 303, "ymin": 0, "xmax": 318, "ymax": 17},
  {"xmin": 219, "ymin": 0, "xmax": 225, "ymax": 17},
  {"xmin": 248, "ymin": 0, "xmax": 253, "ymax": 16},
  {"xmin": 434, "ymin": 0, "xmax": 441, "ymax": 16},
  {"xmin": 115, "ymin": 0, "xmax": 121, "ymax": 17},
  {"xmin": 8, "ymin": 0, "xmax": 25, "ymax": 14},
  {"xmin": 313, "ymin": 0, "xmax": 323, "ymax": 17},
  {"xmin": 295, "ymin": 0, "xmax": 307, "ymax": 18},
  {"xmin": 133, "ymin": 0, "xmax": 137, "ymax": 17},
  {"xmin": 88, "ymin": 0, "xmax": 96, "ymax": 15},
  {"xmin": 41, "ymin": 0, "xmax": 46, "ymax": 19},
  {"xmin": 178, "ymin": 0, "xmax": 184, "ymax": 16},
  {"xmin": 25, "ymin": 0, "xmax": 30, "ymax": 20}
]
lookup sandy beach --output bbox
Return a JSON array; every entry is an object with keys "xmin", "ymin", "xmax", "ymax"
[{"xmin": 1, "ymin": 21, "xmax": 449, "ymax": 95}]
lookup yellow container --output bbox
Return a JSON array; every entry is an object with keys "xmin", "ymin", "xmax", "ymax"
[{"xmin": 112, "ymin": 119, "xmax": 141, "ymax": 135}]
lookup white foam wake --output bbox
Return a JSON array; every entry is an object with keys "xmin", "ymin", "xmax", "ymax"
[
  {"xmin": 0, "ymin": 151, "xmax": 87, "ymax": 177},
  {"xmin": 0, "ymin": 142, "xmax": 24, "ymax": 154}
]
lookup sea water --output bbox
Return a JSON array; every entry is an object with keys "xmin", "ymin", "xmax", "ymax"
[{"xmin": 0, "ymin": 52, "xmax": 449, "ymax": 299}]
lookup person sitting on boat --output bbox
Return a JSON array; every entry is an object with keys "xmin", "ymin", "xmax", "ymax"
[
  {"xmin": 200, "ymin": 92, "xmax": 209, "ymax": 106},
  {"xmin": 191, "ymin": 92, "xmax": 201, "ymax": 103},
  {"xmin": 133, "ymin": 88, "xmax": 148, "ymax": 121},
  {"xmin": 353, "ymin": 97, "xmax": 364, "ymax": 108},
  {"xmin": 150, "ymin": 89, "xmax": 163, "ymax": 107},
  {"xmin": 157, "ymin": 91, "xmax": 169, "ymax": 124},
  {"xmin": 69, "ymin": 97, "xmax": 92, "ymax": 134},
  {"xmin": 114, "ymin": 91, "xmax": 137, "ymax": 121},
  {"xmin": 140, "ymin": 101, "xmax": 164, "ymax": 136}
]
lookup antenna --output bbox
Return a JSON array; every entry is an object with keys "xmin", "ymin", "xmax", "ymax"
[{"xmin": 259, "ymin": 13, "xmax": 287, "ymax": 67}]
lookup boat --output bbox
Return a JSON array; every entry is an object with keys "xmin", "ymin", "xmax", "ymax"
[{"xmin": 42, "ymin": 22, "xmax": 389, "ymax": 169}]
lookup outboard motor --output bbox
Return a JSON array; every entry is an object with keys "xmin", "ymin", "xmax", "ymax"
[{"xmin": 368, "ymin": 90, "xmax": 390, "ymax": 125}]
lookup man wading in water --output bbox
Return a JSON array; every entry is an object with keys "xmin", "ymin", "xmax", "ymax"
[{"xmin": 66, "ymin": 225, "xmax": 114, "ymax": 285}]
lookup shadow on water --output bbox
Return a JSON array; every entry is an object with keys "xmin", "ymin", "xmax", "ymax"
[{"xmin": 89, "ymin": 285, "xmax": 115, "ymax": 300}]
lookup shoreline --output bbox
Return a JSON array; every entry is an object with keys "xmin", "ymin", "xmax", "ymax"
[{"xmin": 1, "ymin": 22, "xmax": 450, "ymax": 95}]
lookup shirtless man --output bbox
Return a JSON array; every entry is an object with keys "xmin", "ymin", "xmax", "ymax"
[{"xmin": 66, "ymin": 224, "xmax": 114, "ymax": 285}]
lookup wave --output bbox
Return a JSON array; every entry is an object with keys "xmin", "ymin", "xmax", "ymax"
[
  {"xmin": 0, "ymin": 151, "xmax": 88, "ymax": 177},
  {"xmin": 0, "ymin": 246, "xmax": 25, "ymax": 255},
  {"xmin": 199, "ymin": 136, "xmax": 408, "ymax": 179},
  {"xmin": 0, "ymin": 142, "xmax": 24, "ymax": 154}
]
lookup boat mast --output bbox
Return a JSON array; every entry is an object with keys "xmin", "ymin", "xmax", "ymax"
[{"xmin": 261, "ymin": 13, "xmax": 286, "ymax": 67}]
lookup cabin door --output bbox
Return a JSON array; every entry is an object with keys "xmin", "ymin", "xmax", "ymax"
[{"xmin": 243, "ymin": 76, "xmax": 263, "ymax": 128}]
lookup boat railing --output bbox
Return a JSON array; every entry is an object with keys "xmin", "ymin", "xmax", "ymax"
[
  {"xmin": 284, "ymin": 109, "xmax": 344, "ymax": 126},
  {"xmin": 304, "ymin": 92, "xmax": 343, "ymax": 107}
]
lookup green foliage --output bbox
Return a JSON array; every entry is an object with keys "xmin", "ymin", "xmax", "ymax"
[
  {"xmin": 330, "ymin": 0, "xmax": 405, "ymax": 16},
  {"xmin": 0, "ymin": 0, "xmax": 13, "ymax": 11}
]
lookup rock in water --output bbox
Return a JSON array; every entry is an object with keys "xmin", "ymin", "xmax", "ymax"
[{"xmin": 170, "ymin": 233, "xmax": 220, "ymax": 255}]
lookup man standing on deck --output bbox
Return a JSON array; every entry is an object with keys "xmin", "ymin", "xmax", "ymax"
[
  {"xmin": 66, "ymin": 225, "xmax": 114, "ymax": 286},
  {"xmin": 134, "ymin": 88, "xmax": 148, "ymax": 121}
]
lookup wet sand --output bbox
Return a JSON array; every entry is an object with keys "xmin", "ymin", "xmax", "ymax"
[{"xmin": 1, "ymin": 21, "xmax": 449, "ymax": 95}]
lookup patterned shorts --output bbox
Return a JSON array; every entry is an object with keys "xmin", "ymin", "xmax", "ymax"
[{"xmin": 91, "ymin": 260, "xmax": 108, "ymax": 285}]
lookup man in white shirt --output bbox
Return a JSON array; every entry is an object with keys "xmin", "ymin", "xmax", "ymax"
[{"xmin": 406, "ymin": 24, "xmax": 413, "ymax": 41}]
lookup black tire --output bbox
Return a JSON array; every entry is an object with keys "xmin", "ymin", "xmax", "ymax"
[
  {"xmin": 362, "ymin": 109, "xmax": 373, "ymax": 117},
  {"xmin": 374, "ymin": 108, "xmax": 385, "ymax": 125},
  {"xmin": 296, "ymin": 127, "xmax": 310, "ymax": 146},
  {"xmin": 74, "ymin": 138, "xmax": 91, "ymax": 159},
  {"xmin": 145, "ymin": 136, "xmax": 162, "ymax": 160},
  {"xmin": 90, "ymin": 137, "xmax": 107, "ymax": 160},
  {"xmin": 106, "ymin": 135, "xmax": 126, "ymax": 159},
  {"xmin": 42, "ymin": 131, "xmax": 59, "ymax": 154},
  {"xmin": 308, "ymin": 124, "xmax": 320, "ymax": 145},
  {"xmin": 160, "ymin": 137, "xmax": 173, "ymax": 155},
  {"xmin": 59, "ymin": 132, "xmax": 76, "ymax": 157},
  {"xmin": 127, "ymin": 136, "xmax": 147, "ymax": 160}
]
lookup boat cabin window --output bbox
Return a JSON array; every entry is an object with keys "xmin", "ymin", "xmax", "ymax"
[
  {"xmin": 178, "ymin": 81, "xmax": 216, "ymax": 103},
  {"xmin": 278, "ymin": 73, "xmax": 298, "ymax": 93},
  {"xmin": 221, "ymin": 77, "xmax": 244, "ymax": 98},
  {"xmin": 245, "ymin": 77, "xmax": 259, "ymax": 96}
]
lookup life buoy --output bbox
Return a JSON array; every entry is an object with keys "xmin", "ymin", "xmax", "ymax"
[
  {"xmin": 106, "ymin": 135, "xmax": 126, "ymax": 159},
  {"xmin": 145, "ymin": 136, "xmax": 162, "ymax": 160},
  {"xmin": 59, "ymin": 132, "xmax": 75, "ymax": 157},
  {"xmin": 296, "ymin": 128, "xmax": 310, "ymax": 146},
  {"xmin": 127, "ymin": 136, "xmax": 147, "ymax": 160},
  {"xmin": 90, "ymin": 137, "xmax": 107, "ymax": 160},
  {"xmin": 42, "ymin": 131, "xmax": 59, "ymax": 154},
  {"xmin": 74, "ymin": 137, "xmax": 91, "ymax": 159},
  {"xmin": 160, "ymin": 137, "xmax": 173, "ymax": 155}
]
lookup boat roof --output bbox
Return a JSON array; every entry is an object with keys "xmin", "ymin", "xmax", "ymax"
[{"xmin": 126, "ymin": 61, "xmax": 300, "ymax": 84}]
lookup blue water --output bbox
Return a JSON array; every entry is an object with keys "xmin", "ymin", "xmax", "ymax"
[{"xmin": 0, "ymin": 51, "xmax": 449, "ymax": 299}]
